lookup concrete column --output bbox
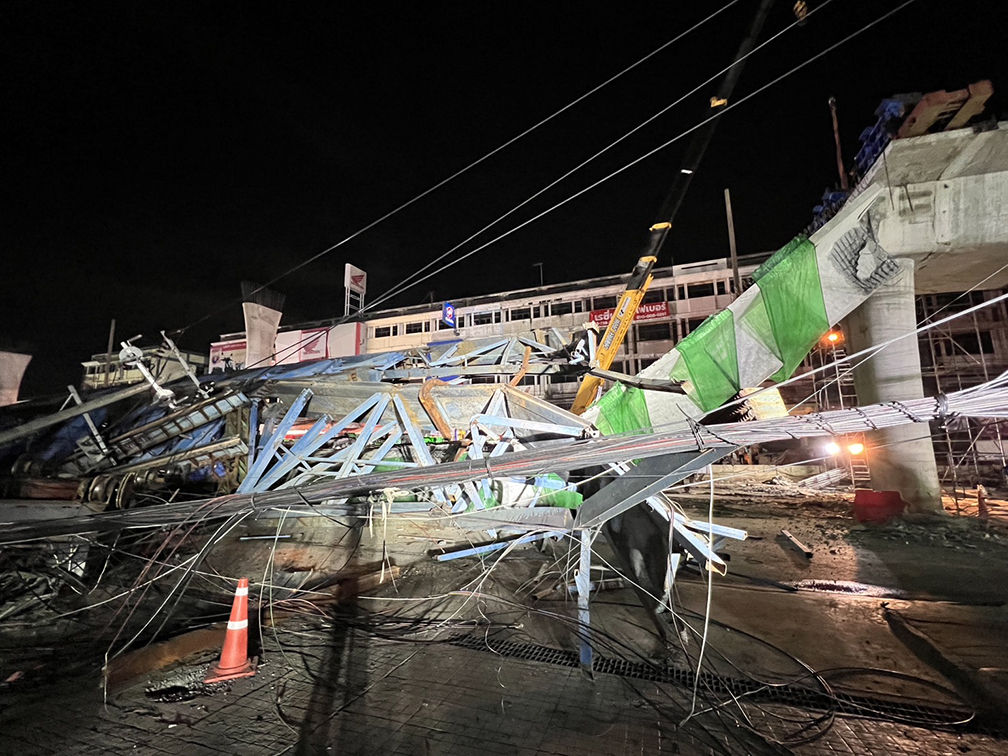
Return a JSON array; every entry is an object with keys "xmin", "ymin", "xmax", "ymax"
[
  {"xmin": 242, "ymin": 303, "xmax": 283, "ymax": 369},
  {"xmin": 843, "ymin": 258, "xmax": 942, "ymax": 514},
  {"xmin": 0, "ymin": 351, "xmax": 32, "ymax": 406}
]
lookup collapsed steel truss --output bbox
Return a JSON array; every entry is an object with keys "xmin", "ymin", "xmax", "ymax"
[{"xmin": 2, "ymin": 329, "xmax": 1007, "ymax": 667}]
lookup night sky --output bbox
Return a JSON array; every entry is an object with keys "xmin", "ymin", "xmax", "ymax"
[{"xmin": 4, "ymin": 1, "xmax": 1006, "ymax": 397}]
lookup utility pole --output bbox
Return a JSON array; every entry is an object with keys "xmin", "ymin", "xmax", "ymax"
[
  {"xmin": 532, "ymin": 262, "xmax": 544, "ymax": 287},
  {"xmin": 723, "ymin": 189, "xmax": 742, "ymax": 296},
  {"xmin": 829, "ymin": 96, "xmax": 849, "ymax": 191}
]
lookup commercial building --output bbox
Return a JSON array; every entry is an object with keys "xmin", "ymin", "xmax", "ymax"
[{"xmin": 211, "ymin": 255, "xmax": 762, "ymax": 405}]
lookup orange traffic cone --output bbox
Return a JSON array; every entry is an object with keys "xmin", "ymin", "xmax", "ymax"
[{"xmin": 204, "ymin": 577, "xmax": 257, "ymax": 684}]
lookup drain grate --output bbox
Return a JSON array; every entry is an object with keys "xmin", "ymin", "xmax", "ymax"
[
  {"xmin": 449, "ymin": 634, "xmax": 984, "ymax": 733},
  {"xmin": 453, "ymin": 635, "xmax": 581, "ymax": 668}
]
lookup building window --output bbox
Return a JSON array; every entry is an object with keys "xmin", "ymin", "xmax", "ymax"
[
  {"xmin": 494, "ymin": 311, "xmax": 502, "ymax": 323},
  {"xmin": 574, "ymin": 300, "xmax": 584, "ymax": 313},
  {"xmin": 510, "ymin": 307, "xmax": 531, "ymax": 321},
  {"xmin": 687, "ymin": 282, "xmax": 715, "ymax": 298},
  {"xmin": 687, "ymin": 317, "xmax": 706, "ymax": 333},
  {"xmin": 677, "ymin": 285, "xmax": 685, "ymax": 300},
  {"xmin": 437, "ymin": 319, "xmax": 453, "ymax": 330},
  {"xmin": 375, "ymin": 326, "xmax": 391, "ymax": 338},
  {"xmin": 405, "ymin": 322, "xmax": 423, "ymax": 334},
  {"xmin": 717, "ymin": 281, "xmax": 726, "ymax": 295},
  {"xmin": 532, "ymin": 306, "xmax": 541, "ymax": 319},
  {"xmin": 637, "ymin": 323, "xmax": 672, "ymax": 342},
  {"xmin": 424, "ymin": 321, "xmax": 431, "ymax": 332},
  {"xmin": 552, "ymin": 301, "xmax": 573, "ymax": 316},
  {"xmin": 642, "ymin": 289, "xmax": 665, "ymax": 304},
  {"xmin": 472, "ymin": 312, "xmax": 494, "ymax": 326},
  {"xmin": 593, "ymin": 295, "xmax": 618, "ymax": 310}
]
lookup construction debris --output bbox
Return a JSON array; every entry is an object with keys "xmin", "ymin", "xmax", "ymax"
[{"xmin": 780, "ymin": 529, "xmax": 814, "ymax": 559}]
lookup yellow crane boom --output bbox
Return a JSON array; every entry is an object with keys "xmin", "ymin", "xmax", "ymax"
[{"xmin": 570, "ymin": 222, "xmax": 670, "ymax": 415}]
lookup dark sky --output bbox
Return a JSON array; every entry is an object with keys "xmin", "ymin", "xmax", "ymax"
[{"xmin": 3, "ymin": 1, "xmax": 1006, "ymax": 396}]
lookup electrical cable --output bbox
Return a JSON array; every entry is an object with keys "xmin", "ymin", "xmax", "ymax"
[
  {"xmin": 682, "ymin": 463, "xmax": 716, "ymax": 724},
  {"xmin": 200, "ymin": 0, "xmax": 838, "ymax": 376},
  {"xmin": 228, "ymin": 0, "xmax": 855, "ymax": 376},
  {"xmin": 354, "ymin": 0, "xmax": 836, "ymax": 320},
  {"xmin": 333, "ymin": 0, "xmax": 920, "ymax": 314},
  {"xmin": 177, "ymin": 0, "xmax": 743, "ymax": 336}
]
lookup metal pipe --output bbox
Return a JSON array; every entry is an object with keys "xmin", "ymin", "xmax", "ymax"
[
  {"xmin": 104, "ymin": 318, "xmax": 116, "ymax": 387},
  {"xmin": 723, "ymin": 188, "xmax": 742, "ymax": 295},
  {"xmin": 829, "ymin": 96, "xmax": 849, "ymax": 191}
]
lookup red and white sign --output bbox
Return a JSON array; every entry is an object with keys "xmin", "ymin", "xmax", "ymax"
[
  {"xmin": 590, "ymin": 301, "xmax": 669, "ymax": 327},
  {"xmin": 344, "ymin": 263, "xmax": 367, "ymax": 295},
  {"xmin": 209, "ymin": 339, "xmax": 247, "ymax": 373},
  {"xmin": 299, "ymin": 328, "xmax": 329, "ymax": 362}
]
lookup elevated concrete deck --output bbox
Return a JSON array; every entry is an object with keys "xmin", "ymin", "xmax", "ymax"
[{"xmin": 865, "ymin": 122, "xmax": 1008, "ymax": 292}]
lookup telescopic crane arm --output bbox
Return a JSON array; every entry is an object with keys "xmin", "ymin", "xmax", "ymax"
[{"xmin": 570, "ymin": 222, "xmax": 669, "ymax": 414}]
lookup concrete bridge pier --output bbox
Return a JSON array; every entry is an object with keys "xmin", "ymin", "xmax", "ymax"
[{"xmin": 843, "ymin": 258, "xmax": 943, "ymax": 514}]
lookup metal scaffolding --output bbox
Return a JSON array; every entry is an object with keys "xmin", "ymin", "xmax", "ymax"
[
  {"xmin": 810, "ymin": 289, "xmax": 1008, "ymax": 492},
  {"xmin": 917, "ymin": 290, "xmax": 1008, "ymax": 493}
]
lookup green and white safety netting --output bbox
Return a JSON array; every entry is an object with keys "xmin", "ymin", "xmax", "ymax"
[{"xmin": 586, "ymin": 185, "xmax": 898, "ymax": 436}]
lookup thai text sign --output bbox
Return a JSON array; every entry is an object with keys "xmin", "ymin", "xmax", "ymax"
[{"xmin": 590, "ymin": 301, "xmax": 669, "ymax": 327}]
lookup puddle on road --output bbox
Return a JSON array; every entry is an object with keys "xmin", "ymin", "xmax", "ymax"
[
  {"xmin": 144, "ymin": 665, "xmax": 222, "ymax": 702},
  {"xmin": 145, "ymin": 684, "xmax": 202, "ymax": 703},
  {"xmin": 786, "ymin": 579, "xmax": 907, "ymax": 598}
]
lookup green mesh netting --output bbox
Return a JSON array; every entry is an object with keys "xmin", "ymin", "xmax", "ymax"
[
  {"xmin": 753, "ymin": 235, "xmax": 808, "ymax": 282},
  {"xmin": 756, "ymin": 237, "xmax": 829, "ymax": 382},
  {"xmin": 736, "ymin": 289, "xmax": 780, "ymax": 359},
  {"xmin": 476, "ymin": 485, "xmax": 499, "ymax": 510},
  {"xmin": 539, "ymin": 486, "xmax": 583, "ymax": 509},
  {"xmin": 668, "ymin": 356, "xmax": 692, "ymax": 386},
  {"xmin": 675, "ymin": 309, "xmax": 740, "ymax": 412},
  {"xmin": 595, "ymin": 382, "xmax": 651, "ymax": 437}
]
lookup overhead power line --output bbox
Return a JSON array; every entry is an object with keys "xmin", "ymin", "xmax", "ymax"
[
  {"xmin": 233, "ymin": 0, "xmax": 913, "ymax": 373},
  {"xmin": 176, "ymin": 0, "xmax": 742, "ymax": 336},
  {"xmin": 359, "ymin": 0, "xmax": 836, "ymax": 319},
  {"xmin": 353, "ymin": 0, "xmax": 920, "ymax": 314}
]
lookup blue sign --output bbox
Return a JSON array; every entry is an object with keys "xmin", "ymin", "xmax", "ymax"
[{"xmin": 442, "ymin": 302, "xmax": 456, "ymax": 328}]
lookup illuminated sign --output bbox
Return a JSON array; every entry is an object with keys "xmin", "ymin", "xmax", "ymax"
[{"xmin": 590, "ymin": 301, "xmax": 670, "ymax": 327}]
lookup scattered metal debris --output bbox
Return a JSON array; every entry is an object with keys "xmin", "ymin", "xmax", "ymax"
[{"xmin": 780, "ymin": 529, "xmax": 814, "ymax": 558}]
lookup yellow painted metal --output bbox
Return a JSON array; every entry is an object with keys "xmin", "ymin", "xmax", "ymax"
[{"xmin": 570, "ymin": 228, "xmax": 665, "ymax": 416}]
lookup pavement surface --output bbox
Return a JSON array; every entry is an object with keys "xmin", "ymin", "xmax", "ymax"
[{"xmin": 2, "ymin": 480, "xmax": 1008, "ymax": 754}]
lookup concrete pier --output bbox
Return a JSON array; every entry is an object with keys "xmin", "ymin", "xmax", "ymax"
[{"xmin": 844, "ymin": 258, "xmax": 942, "ymax": 513}]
